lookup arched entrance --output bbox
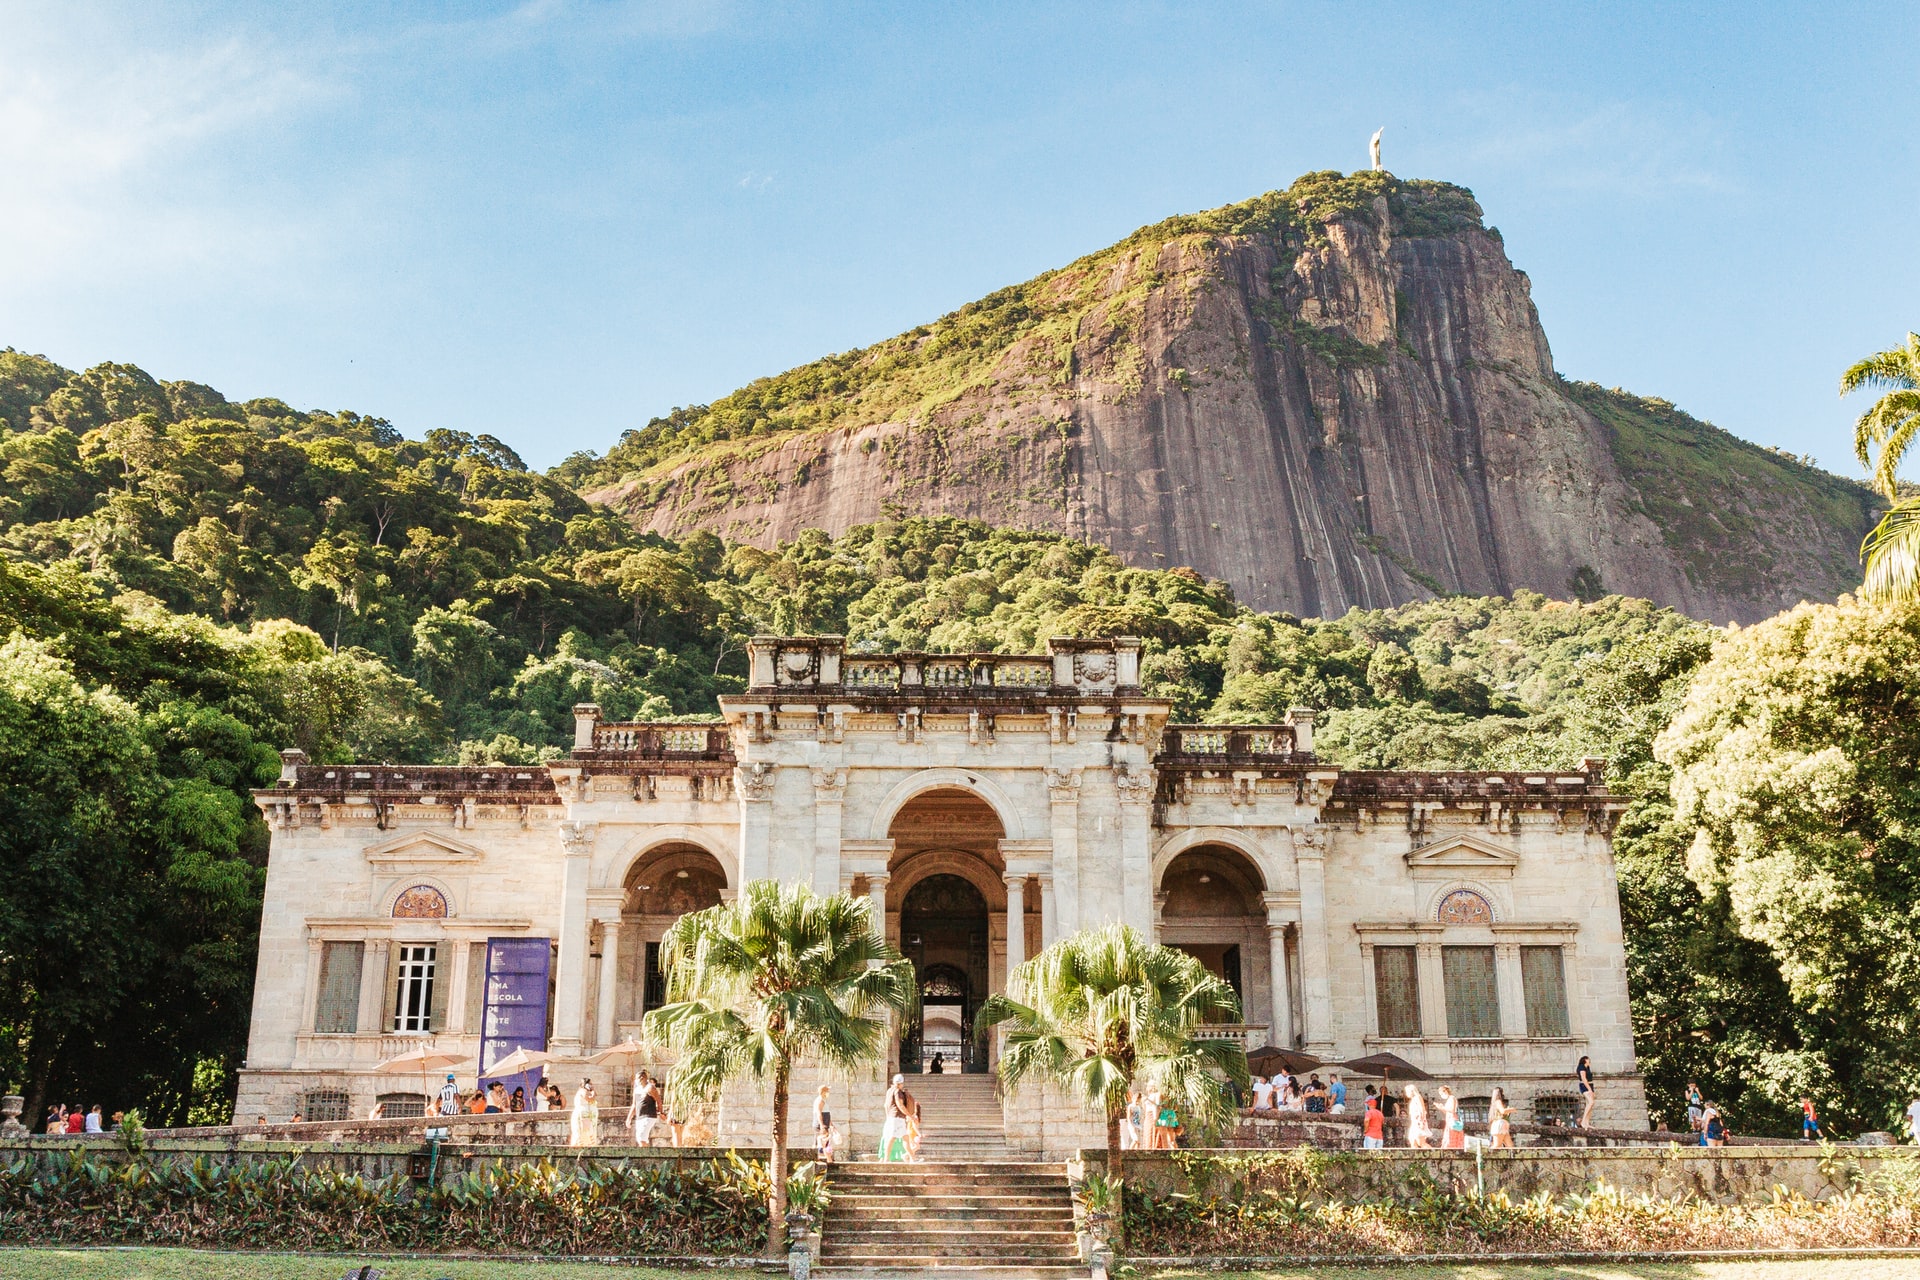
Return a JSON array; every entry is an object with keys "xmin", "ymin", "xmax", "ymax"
[
  {"xmin": 613, "ymin": 842, "xmax": 728, "ymax": 1037},
  {"xmin": 900, "ymin": 878, "xmax": 989, "ymax": 1072},
  {"xmin": 884, "ymin": 787, "xmax": 1009, "ymax": 1075},
  {"xmin": 1159, "ymin": 844, "xmax": 1276, "ymax": 1041}
]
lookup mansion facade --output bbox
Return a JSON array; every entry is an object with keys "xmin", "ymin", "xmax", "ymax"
[{"xmin": 238, "ymin": 636, "xmax": 1647, "ymax": 1149}]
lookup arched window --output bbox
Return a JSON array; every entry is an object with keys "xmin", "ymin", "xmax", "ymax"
[
  {"xmin": 1437, "ymin": 889, "xmax": 1493, "ymax": 926},
  {"xmin": 393, "ymin": 885, "xmax": 448, "ymax": 919}
]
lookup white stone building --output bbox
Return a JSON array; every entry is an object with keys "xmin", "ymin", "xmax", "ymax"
[{"xmin": 238, "ymin": 636, "xmax": 1646, "ymax": 1149}]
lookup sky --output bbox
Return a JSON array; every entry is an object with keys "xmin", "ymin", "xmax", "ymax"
[{"xmin": 3, "ymin": 1, "xmax": 1916, "ymax": 478}]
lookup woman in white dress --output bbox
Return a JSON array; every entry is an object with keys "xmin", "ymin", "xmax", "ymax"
[
  {"xmin": 880, "ymin": 1075, "xmax": 911, "ymax": 1162},
  {"xmin": 569, "ymin": 1080, "xmax": 600, "ymax": 1147},
  {"xmin": 1404, "ymin": 1084, "xmax": 1432, "ymax": 1149}
]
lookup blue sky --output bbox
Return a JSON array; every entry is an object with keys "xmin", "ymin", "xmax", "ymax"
[{"xmin": 3, "ymin": 1, "xmax": 1915, "ymax": 478}]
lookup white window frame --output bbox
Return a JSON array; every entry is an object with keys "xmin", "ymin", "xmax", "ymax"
[{"xmin": 392, "ymin": 942, "xmax": 438, "ymax": 1032}]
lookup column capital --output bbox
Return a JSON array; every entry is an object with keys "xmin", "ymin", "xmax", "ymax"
[{"xmin": 559, "ymin": 820, "xmax": 597, "ymax": 856}]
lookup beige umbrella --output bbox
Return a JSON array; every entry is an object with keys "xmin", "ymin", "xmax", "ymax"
[
  {"xmin": 485, "ymin": 1046, "xmax": 558, "ymax": 1077},
  {"xmin": 373, "ymin": 1043, "xmax": 467, "ymax": 1114},
  {"xmin": 589, "ymin": 1038, "xmax": 650, "ymax": 1066}
]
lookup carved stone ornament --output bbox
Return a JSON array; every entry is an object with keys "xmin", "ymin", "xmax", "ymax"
[
  {"xmin": 1292, "ymin": 825, "xmax": 1328, "ymax": 856},
  {"xmin": 1113, "ymin": 763, "xmax": 1154, "ymax": 803},
  {"xmin": 736, "ymin": 762, "xmax": 776, "ymax": 800},
  {"xmin": 812, "ymin": 765, "xmax": 848, "ymax": 796},
  {"xmin": 559, "ymin": 821, "xmax": 596, "ymax": 856},
  {"xmin": 1046, "ymin": 767, "xmax": 1082, "ymax": 799},
  {"xmin": 1074, "ymin": 651, "xmax": 1115, "ymax": 691},
  {"xmin": 778, "ymin": 648, "xmax": 818, "ymax": 684}
]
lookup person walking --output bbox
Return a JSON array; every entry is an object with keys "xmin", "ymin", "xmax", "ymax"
[
  {"xmin": 569, "ymin": 1080, "xmax": 599, "ymax": 1147},
  {"xmin": 811, "ymin": 1084, "xmax": 833, "ymax": 1162},
  {"xmin": 1800, "ymin": 1097, "xmax": 1822, "ymax": 1141},
  {"xmin": 881, "ymin": 1074, "xmax": 911, "ymax": 1162},
  {"xmin": 1575, "ymin": 1056, "xmax": 1597, "ymax": 1128},
  {"xmin": 1488, "ymin": 1088, "xmax": 1515, "ymax": 1149},
  {"xmin": 1404, "ymin": 1085, "xmax": 1432, "ymax": 1149},
  {"xmin": 1437, "ymin": 1086, "xmax": 1464, "ymax": 1149},
  {"xmin": 1155, "ymin": 1092, "xmax": 1182, "ymax": 1149},
  {"xmin": 630, "ymin": 1070, "xmax": 663, "ymax": 1145}
]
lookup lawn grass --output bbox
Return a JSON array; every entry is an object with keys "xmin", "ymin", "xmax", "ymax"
[{"xmin": 0, "ymin": 1247, "xmax": 759, "ymax": 1280}]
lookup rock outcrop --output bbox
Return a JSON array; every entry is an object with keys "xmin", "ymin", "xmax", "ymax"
[{"xmin": 588, "ymin": 173, "xmax": 1877, "ymax": 623}]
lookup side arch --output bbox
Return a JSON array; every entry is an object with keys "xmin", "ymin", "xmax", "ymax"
[
  {"xmin": 1152, "ymin": 827, "xmax": 1274, "ymax": 894},
  {"xmin": 867, "ymin": 768, "xmax": 1027, "ymax": 842},
  {"xmin": 603, "ymin": 825, "xmax": 738, "ymax": 891}
]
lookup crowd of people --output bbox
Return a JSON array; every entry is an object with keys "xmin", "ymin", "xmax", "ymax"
[{"xmin": 41, "ymin": 1104, "xmax": 115, "ymax": 1134}]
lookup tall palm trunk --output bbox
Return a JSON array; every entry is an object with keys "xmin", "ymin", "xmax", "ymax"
[
  {"xmin": 767, "ymin": 1055, "xmax": 791, "ymax": 1257},
  {"xmin": 1104, "ymin": 1107, "xmax": 1125, "ymax": 1249}
]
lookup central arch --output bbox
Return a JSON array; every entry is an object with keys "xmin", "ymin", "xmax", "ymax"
[
  {"xmin": 882, "ymin": 787, "xmax": 1011, "ymax": 1074},
  {"xmin": 868, "ymin": 768, "xmax": 1027, "ymax": 842}
]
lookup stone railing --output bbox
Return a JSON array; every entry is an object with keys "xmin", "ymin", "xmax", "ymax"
[
  {"xmin": 1159, "ymin": 725, "xmax": 1303, "ymax": 760},
  {"xmin": 587, "ymin": 723, "xmax": 731, "ymax": 757},
  {"xmin": 1191, "ymin": 1023, "xmax": 1268, "ymax": 1047},
  {"xmin": 271, "ymin": 763, "xmax": 558, "ymax": 800},
  {"xmin": 742, "ymin": 635, "xmax": 1144, "ymax": 697}
]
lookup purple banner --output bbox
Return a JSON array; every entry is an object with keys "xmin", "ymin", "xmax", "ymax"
[{"xmin": 478, "ymin": 938, "xmax": 551, "ymax": 1111}]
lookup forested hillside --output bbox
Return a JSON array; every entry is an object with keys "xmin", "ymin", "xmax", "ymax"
[{"xmin": 0, "ymin": 346, "xmax": 1907, "ymax": 1142}]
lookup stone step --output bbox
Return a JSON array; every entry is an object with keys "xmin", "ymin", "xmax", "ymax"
[
  {"xmin": 819, "ymin": 1245, "xmax": 1080, "ymax": 1261},
  {"xmin": 814, "ymin": 1268, "xmax": 1083, "ymax": 1279},
  {"xmin": 832, "ymin": 1200, "xmax": 1073, "ymax": 1217},
  {"xmin": 819, "ymin": 1248, "xmax": 1081, "ymax": 1266}
]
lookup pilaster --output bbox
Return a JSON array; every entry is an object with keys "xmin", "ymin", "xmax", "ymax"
[
  {"xmin": 551, "ymin": 821, "xmax": 595, "ymax": 1054},
  {"xmin": 1046, "ymin": 767, "xmax": 1081, "ymax": 937},
  {"xmin": 1291, "ymin": 825, "xmax": 1334, "ymax": 1054}
]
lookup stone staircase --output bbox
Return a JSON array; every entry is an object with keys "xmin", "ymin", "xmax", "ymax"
[
  {"xmin": 902, "ymin": 1072, "xmax": 1008, "ymax": 1161},
  {"xmin": 818, "ymin": 1161, "xmax": 1080, "ymax": 1271}
]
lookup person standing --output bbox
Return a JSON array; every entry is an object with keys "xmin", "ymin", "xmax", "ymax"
[
  {"xmin": 1404, "ymin": 1085, "xmax": 1431, "ymax": 1149},
  {"xmin": 1329, "ymin": 1074, "xmax": 1347, "ymax": 1114},
  {"xmin": 1362, "ymin": 1095, "xmax": 1386, "ymax": 1150},
  {"xmin": 1575, "ymin": 1056, "xmax": 1597, "ymax": 1128},
  {"xmin": 629, "ymin": 1070, "xmax": 662, "ymax": 1145},
  {"xmin": 1488, "ymin": 1088, "xmax": 1514, "ymax": 1149},
  {"xmin": 1436, "ymin": 1086, "xmax": 1463, "ymax": 1149},
  {"xmin": 439, "ymin": 1074, "xmax": 459, "ymax": 1117},
  {"xmin": 1155, "ymin": 1092, "xmax": 1182, "ymax": 1149},
  {"xmin": 812, "ymin": 1084, "xmax": 835, "ymax": 1162},
  {"xmin": 1703, "ymin": 1104, "xmax": 1727, "ymax": 1148},
  {"xmin": 1250, "ymin": 1075, "xmax": 1273, "ymax": 1112},
  {"xmin": 569, "ymin": 1080, "xmax": 599, "ymax": 1147},
  {"xmin": 903, "ymin": 1083, "xmax": 924, "ymax": 1160},
  {"xmin": 1800, "ymin": 1097, "xmax": 1821, "ymax": 1141},
  {"xmin": 1122, "ymin": 1088, "xmax": 1144, "ymax": 1149},
  {"xmin": 1686, "ymin": 1082, "xmax": 1704, "ymax": 1134},
  {"xmin": 510, "ymin": 1086, "xmax": 526, "ymax": 1113}
]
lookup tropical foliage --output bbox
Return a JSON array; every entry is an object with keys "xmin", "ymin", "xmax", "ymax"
[
  {"xmin": 642, "ymin": 880, "xmax": 913, "ymax": 1254},
  {"xmin": 979, "ymin": 924, "xmax": 1248, "ymax": 1190},
  {"xmin": 0, "ymin": 1149, "xmax": 770, "ymax": 1254},
  {"xmin": 1843, "ymin": 332, "xmax": 1920, "ymax": 602}
]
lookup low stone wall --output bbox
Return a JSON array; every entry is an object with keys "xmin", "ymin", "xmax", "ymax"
[
  {"xmin": 1085, "ymin": 1145, "xmax": 1907, "ymax": 1205},
  {"xmin": 0, "ymin": 1138, "xmax": 809, "ymax": 1186}
]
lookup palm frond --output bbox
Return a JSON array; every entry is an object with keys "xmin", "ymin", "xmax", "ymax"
[{"xmin": 1861, "ymin": 498, "xmax": 1920, "ymax": 603}]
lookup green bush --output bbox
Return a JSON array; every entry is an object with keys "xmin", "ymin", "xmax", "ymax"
[{"xmin": 0, "ymin": 1150, "xmax": 769, "ymax": 1255}]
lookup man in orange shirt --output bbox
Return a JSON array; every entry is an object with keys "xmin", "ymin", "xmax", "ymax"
[{"xmin": 1362, "ymin": 1096, "xmax": 1386, "ymax": 1150}]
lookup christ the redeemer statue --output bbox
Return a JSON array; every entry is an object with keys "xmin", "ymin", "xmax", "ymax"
[{"xmin": 1369, "ymin": 128, "xmax": 1384, "ymax": 172}]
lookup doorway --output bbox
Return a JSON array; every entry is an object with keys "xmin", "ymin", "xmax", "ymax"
[{"xmin": 899, "ymin": 874, "xmax": 989, "ymax": 1073}]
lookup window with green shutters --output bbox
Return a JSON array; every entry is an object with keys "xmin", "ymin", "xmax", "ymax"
[
  {"xmin": 1372, "ymin": 945, "xmax": 1421, "ymax": 1037},
  {"xmin": 313, "ymin": 941, "xmax": 363, "ymax": 1034},
  {"xmin": 1442, "ymin": 945, "xmax": 1500, "ymax": 1038},
  {"xmin": 1521, "ymin": 945, "xmax": 1571, "ymax": 1037}
]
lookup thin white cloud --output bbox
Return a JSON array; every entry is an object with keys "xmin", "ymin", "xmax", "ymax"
[
  {"xmin": 0, "ymin": 16, "xmax": 344, "ymax": 285},
  {"xmin": 1454, "ymin": 93, "xmax": 1735, "ymax": 199}
]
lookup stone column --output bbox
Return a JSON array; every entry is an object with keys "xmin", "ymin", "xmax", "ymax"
[
  {"xmin": 811, "ymin": 766, "xmax": 847, "ymax": 895},
  {"xmin": 1035, "ymin": 872, "xmax": 1057, "ymax": 949},
  {"xmin": 596, "ymin": 919, "xmax": 623, "ymax": 1049},
  {"xmin": 445, "ymin": 935, "xmax": 472, "ymax": 1036},
  {"xmin": 867, "ymin": 874, "xmax": 891, "ymax": 946},
  {"xmin": 1045, "ymin": 769, "xmax": 1081, "ymax": 937},
  {"xmin": 1004, "ymin": 875, "xmax": 1027, "ymax": 976},
  {"xmin": 1152, "ymin": 892, "xmax": 1168, "ymax": 944},
  {"xmin": 1115, "ymin": 763, "xmax": 1156, "ymax": 931},
  {"xmin": 551, "ymin": 823, "xmax": 595, "ymax": 1054},
  {"xmin": 1292, "ymin": 827, "xmax": 1334, "ymax": 1054},
  {"xmin": 735, "ymin": 764, "xmax": 774, "ymax": 882},
  {"xmin": 1263, "ymin": 902, "xmax": 1295, "ymax": 1049}
]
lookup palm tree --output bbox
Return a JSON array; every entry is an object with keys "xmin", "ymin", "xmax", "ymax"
[
  {"xmin": 977, "ymin": 924, "xmax": 1249, "ymax": 1187},
  {"xmin": 643, "ymin": 879, "xmax": 914, "ymax": 1256},
  {"xmin": 1842, "ymin": 332, "xmax": 1920, "ymax": 602}
]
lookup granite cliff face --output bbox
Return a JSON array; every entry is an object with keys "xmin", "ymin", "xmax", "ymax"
[{"xmin": 586, "ymin": 173, "xmax": 1876, "ymax": 624}]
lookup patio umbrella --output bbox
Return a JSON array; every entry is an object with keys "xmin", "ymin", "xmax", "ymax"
[
  {"xmin": 484, "ymin": 1046, "xmax": 557, "ymax": 1077},
  {"xmin": 373, "ymin": 1043, "xmax": 467, "ymax": 1112},
  {"xmin": 1247, "ymin": 1045, "xmax": 1323, "ymax": 1077},
  {"xmin": 588, "ymin": 1038, "xmax": 650, "ymax": 1066},
  {"xmin": 1338, "ymin": 1052, "xmax": 1435, "ymax": 1083}
]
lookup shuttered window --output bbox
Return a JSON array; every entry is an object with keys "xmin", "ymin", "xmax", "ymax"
[
  {"xmin": 314, "ymin": 941, "xmax": 363, "ymax": 1034},
  {"xmin": 463, "ymin": 940, "xmax": 488, "ymax": 1032},
  {"xmin": 1522, "ymin": 945, "xmax": 1571, "ymax": 1037},
  {"xmin": 1372, "ymin": 946, "xmax": 1421, "ymax": 1037},
  {"xmin": 1442, "ymin": 945, "xmax": 1500, "ymax": 1038}
]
